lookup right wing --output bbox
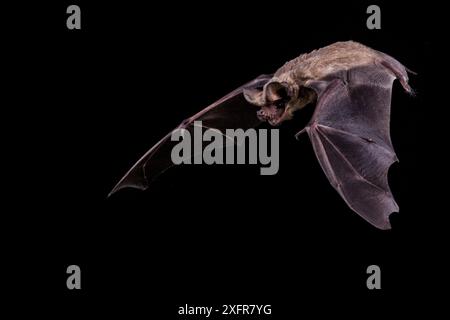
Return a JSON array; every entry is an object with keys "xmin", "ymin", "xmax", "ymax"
[{"xmin": 296, "ymin": 61, "xmax": 411, "ymax": 229}]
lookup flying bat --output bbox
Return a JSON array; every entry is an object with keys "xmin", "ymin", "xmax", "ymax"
[{"xmin": 110, "ymin": 41, "xmax": 414, "ymax": 230}]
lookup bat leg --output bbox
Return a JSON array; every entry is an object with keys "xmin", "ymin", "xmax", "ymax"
[
  {"xmin": 379, "ymin": 59, "xmax": 414, "ymax": 94},
  {"xmin": 295, "ymin": 127, "xmax": 307, "ymax": 140}
]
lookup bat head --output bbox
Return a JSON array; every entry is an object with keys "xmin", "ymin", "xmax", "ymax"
[{"xmin": 244, "ymin": 80, "xmax": 315, "ymax": 126}]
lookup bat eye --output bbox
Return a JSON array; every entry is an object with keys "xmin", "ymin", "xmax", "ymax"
[{"xmin": 274, "ymin": 100, "xmax": 285, "ymax": 109}]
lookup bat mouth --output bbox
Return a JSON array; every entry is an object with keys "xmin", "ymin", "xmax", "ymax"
[{"xmin": 257, "ymin": 102, "xmax": 286, "ymax": 126}]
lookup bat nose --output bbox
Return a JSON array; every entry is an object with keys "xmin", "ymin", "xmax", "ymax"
[{"xmin": 257, "ymin": 110, "xmax": 268, "ymax": 121}]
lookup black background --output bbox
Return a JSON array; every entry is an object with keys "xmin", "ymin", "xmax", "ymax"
[{"xmin": 6, "ymin": 0, "xmax": 445, "ymax": 317}]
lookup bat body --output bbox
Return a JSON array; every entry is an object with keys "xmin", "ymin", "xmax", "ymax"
[{"xmin": 110, "ymin": 41, "xmax": 413, "ymax": 230}]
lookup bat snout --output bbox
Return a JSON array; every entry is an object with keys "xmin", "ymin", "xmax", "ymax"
[{"xmin": 256, "ymin": 104, "xmax": 286, "ymax": 126}]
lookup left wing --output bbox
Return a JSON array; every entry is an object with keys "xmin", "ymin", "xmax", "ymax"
[{"xmin": 109, "ymin": 74, "xmax": 272, "ymax": 196}]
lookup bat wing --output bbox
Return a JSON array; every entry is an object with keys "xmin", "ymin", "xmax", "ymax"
[
  {"xmin": 297, "ymin": 61, "xmax": 412, "ymax": 229},
  {"xmin": 109, "ymin": 74, "xmax": 272, "ymax": 196}
]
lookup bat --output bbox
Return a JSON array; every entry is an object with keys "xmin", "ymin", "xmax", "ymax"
[{"xmin": 110, "ymin": 41, "xmax": 414, "ymax": 230}]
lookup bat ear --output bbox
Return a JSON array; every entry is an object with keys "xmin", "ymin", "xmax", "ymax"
[
  {"xmin": 243, "ymin": 88, "xmax": 265, "ymax": 106},
  {"xmin": 244, "ymin": 80, "xmax": 297, "ymax": 106},
  {"xmin": 264, "ymin": 81, "xmax": 297, "ymax": 102}
]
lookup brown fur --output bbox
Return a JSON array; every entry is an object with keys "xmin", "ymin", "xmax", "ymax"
[
  {"xmin": 244, "ymin": 41, "xmax": 409, "ymax": 126},
  {"xmin": 274, "ymin": 41, "xmax": 381, "ymax": 83}
]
